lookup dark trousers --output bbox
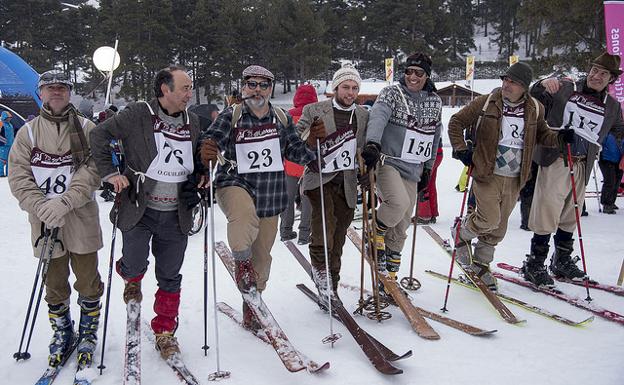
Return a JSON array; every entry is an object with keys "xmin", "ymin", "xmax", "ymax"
[
  {"xmin": 519, "ymin": 162, "xmax": 539, "ymax": 228},
  {"xmin": 120, "ymin": 208, "xmax": 188, "ymax": 293},
  {"xmin": 306, "ymin": 177, "xmax": 354, "ymax": 289},
  {"xmin": 599, "ymin": 160, "xmax": 623, "ymax": 206}
]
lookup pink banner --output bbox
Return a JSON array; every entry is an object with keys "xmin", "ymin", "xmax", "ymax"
[{"xmin": 604, "ymin": 1, "xmax": 624, "ymax": 114}]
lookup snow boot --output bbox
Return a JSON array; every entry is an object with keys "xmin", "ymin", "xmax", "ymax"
[
  {"xmin": 77, "ymin": 300, "xmax": 100, "ymax": 369},
  {"xmin": 550, "ymin": 239, "xmax": 586, "ymax": 280},
  {"xmin": 155, "ymin": 332, "xmax": 180, "ymax": 360},
  {"xmin": 235, "ymin": 259, "xmax": 257, "ymax": 294},
  {"xmin": 521, "ymin": 239, "xmax": 554, "ymax": 288},
  {"xmin": 374, "ymin": 220, "xmax": 388, "ymax": 272},
  {"xmin": 116, "ymin": 260, "xmax": 143, "ymax": 304},
  {"xmin": 47, "ymin": 303, "xmax": 75, "ymax": 368},
  {"xmin": 312, "ymin": 267, "xmax": 339, "ymax": 308},
  {"xmin": 385, "ymin": 249, "xmax": 401, "ymax": 280},
  {"xmin": 467, "ymin": 262, "xmax": 498, "ymax": 292},
  {"xmin": 450, "ymin": 217, "xmax": 476, "ymax": 267}
]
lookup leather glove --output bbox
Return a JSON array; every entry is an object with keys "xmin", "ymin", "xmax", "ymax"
[
  {"xmin": 453, "ymin": 149, "xmax": 473, "ymax": 167},
  {"xmin": 357, "ymin": 172, "xmax": 371, "ymax": 190},
  {"xmin": 306, "ymin": 118, "xmax": 327, "ymax": 148},
  {"xmin": 361, "ymin": 142, "xmax": 381, "ymax": 170},
  {"xmin": 200, "ymin": 138, "xmax": 219, "ymax": 168},
  {"xmin": 37, "ymin": 197, "xmax": 71, "ymax": 228},
  {"xmin": 179, "ymin": 174, "xmax": 203, "ymax": 209},
  {"xmin": 559, "ymin": 128, "xmax": 575, "ymax": 144},
  {"xmin": 417, "ymin": 168, "xmax": 431, "ymax": 192}
]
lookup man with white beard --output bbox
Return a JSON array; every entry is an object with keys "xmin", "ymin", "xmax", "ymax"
[{"xmin": 199, "ymin": 65, "xmax": 326, "ymax": 330}]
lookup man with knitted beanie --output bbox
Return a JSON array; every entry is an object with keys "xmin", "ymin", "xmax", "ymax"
[
  {"xmin": 297, "ymin": 65, "xmax": 369, "ymax": 300},
  {"xmin": 448, "ymin": 62, "xmax": 562, "ymax": 291},
  {"xmin": 361, "ymin": 53, "xmax": 442, "ymax": 290},
  {"xmin": 521, "ymin": 52, "xmax": 624, "ymax": 288}
]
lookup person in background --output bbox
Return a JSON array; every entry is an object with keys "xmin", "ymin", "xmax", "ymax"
[
  {"xmin": 280, "ymin": 83, "xmax": 316, "ymax": 244},
  {"xmin": 0, "ymin": 110, "xmax": 15, "ymax": 177},
  {"xmin": 599, "ymin": 132, "xmax": 624, "ymax": 214}
]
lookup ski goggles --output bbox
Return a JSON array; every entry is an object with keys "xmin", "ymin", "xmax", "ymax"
[{"xmin": 38, "ymin": 70, "xmax": 73, "ymax": 90}]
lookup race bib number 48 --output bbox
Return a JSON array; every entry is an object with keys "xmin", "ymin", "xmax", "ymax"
[{"xmin": 235, "ymin": 123, "xmax": 284, "ymax": 174}]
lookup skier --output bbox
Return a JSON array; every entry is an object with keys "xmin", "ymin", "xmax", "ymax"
[
  {"xmin": 90, "ymin": 65, "xmax": 203, "ymax": 359},
  {"xmin": 361, "ymin": 52, "xmax": 442, "ymax": 287},
  {"xmin": 296, "ymin": 65, "xmax": 369, "ymax": 298},
  {"xmin": 8, "ymin": 70, "xmax": 104, "ymax": 370},
  {"xmin": 280, "ymin": 83, "xmax": 317, "ymax": 244},
  {"xmin": 521, "ymin": 52, "xmax": 624, "ymax": 287},
  {"xmin": 0, "ymin": 110, "xmax": 15, "ymax": 176},
  {"xmin": 448, "ymin": 62, "xmax": 563, "ymax": 291},
  {"xmin": 199, "ymin": 65, "xmax": 325, "ymax": 330}
]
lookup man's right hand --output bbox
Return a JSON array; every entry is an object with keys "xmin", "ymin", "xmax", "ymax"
[
  {"xmin": 361, "ymin": 142, "xmax": 381, "ymax": 170},
  {"xmin": 107, "ymin": 175, "xmax": 129, "ymax": 193},
  {"xmin": 200, "ymin": 138, "xmax": 219, "ymax": 167},
  {"xmin": 453, "ymin": 149, "xmax": 473, "ymax": 167},
  {"xmin": 541, "ymin": 78, "xmax": 561, "ymax": 95}
]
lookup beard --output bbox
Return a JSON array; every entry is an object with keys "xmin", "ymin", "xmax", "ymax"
[{"xmin": 245, "ymin": 95, "xmax": 267, "ymax": 109}]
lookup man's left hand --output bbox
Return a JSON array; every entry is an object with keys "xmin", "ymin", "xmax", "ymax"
[{"xmin": 306, "ymin": 118, "xmax": 327, "ymax": 148}]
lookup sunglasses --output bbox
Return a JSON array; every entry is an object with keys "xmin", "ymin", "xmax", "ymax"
[
  {"xmin": 405, "ymin": 68, "xmax": 426, "ymax": 77},
  {"xmin": 246, "ymin": 80, "xmax": 271, "ymax": 90}
]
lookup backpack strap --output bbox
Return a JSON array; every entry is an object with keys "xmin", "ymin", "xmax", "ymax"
[{"xmin": 230, "ymin": 103, "xmax": 289, "ymax": 129}]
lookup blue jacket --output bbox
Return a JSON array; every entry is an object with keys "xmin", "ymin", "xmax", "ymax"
[{"xmin": 600, "ymin": 133, "xmax": 624, "ymax": 163}]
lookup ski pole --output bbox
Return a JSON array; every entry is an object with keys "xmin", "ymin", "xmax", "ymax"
[
  {"xmin": 565, "ymin": 144, "xmax": 592, "ymax": 301},
  {"xmin": 98, "ymin": 141, "xmax": 125, "ymax": 374},
  {"xmin": 591, "ymin": 163, "xmax": 602, "ymax": 212},
  {"xmin": 315, "ymin": 136, "xmax": 341, "ymax": 346},
  {"xmin": 355, "ymin": 154, "xmax": 368, "ymax": 315},
  {"xmin": 401, "ymin": 187, "xmax": 422, "ymax": 291},
  {"xmin": 617, "ymin": 257, "xmax": 624, "ymax": 287},
  {"xmin": 19, "ymin": 227, "xmax": 60, "ymax": 360},
  {"xmin": 207, "ymin": 160, "xmax": 231, "ymax": 381},
  {"xmin": 13, "ymin": 227, "xmax": 53, "ymax": 361},
  {"xmin": 441, "ymin": 165, "xmax": 473, "ymax": 312},
  {"xmin": 97, "ymin": 194, "xmax": 121, "ymax": 374},
  {"xmin": 202, "ymin": 183, "xmax": 210, "ymax": 356}
]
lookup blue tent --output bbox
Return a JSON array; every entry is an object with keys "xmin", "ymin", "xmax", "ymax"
[{"xmin": 0, "ymin": 46, "xmax": 41, "ymax": 105}]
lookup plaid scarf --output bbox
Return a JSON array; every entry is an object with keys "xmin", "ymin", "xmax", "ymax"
[{"xmin": 40, "ymin": 103, "xmax": 90, "ymax": 171}]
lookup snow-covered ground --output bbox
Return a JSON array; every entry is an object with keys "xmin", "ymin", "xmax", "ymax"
[{"xmin": 1, "ymin": 109, "xmax": 623, "ymax": 385}]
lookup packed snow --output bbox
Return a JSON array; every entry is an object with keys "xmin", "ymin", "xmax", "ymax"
[{"xmin": 1, "ymin": 107, "xmax": 623, "ymax": 385}]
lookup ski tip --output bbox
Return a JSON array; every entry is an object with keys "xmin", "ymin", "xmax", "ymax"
[{"xmin": 307, "ymin": 361, "xmax": 330, "ymax": 373}]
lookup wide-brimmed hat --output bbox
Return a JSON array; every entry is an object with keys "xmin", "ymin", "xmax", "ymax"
[{"xmin": 591, "ymin": 51, "xmax": 623, "ymax": 77}]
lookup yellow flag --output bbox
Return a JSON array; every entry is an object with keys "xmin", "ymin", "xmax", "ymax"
[
  {"xmin": 509, "ymin": 55, "xmax": 519, "ymax": 66},
  {"xmin": 465, "ymin": 56, "xmax": 475, "ymax": 81},
  {"xmin": 385, "ymin": 58, "xmax": 394, "ymax": 83}
]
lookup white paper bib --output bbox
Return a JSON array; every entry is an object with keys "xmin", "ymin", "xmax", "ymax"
[
  {"xmin": 320, "ymin": 127, "xmax": 356, "ymax": 173},
  {"xmin": 560, "ymin": 92, "xmax": 605, "ymax": 145},
  {"xmin": 235, "ymin": 122, "xmax": 284, "ymax": 174}
]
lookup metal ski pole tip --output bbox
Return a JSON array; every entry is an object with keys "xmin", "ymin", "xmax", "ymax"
[
  {"xmin": 202, "ymin": 344, "xmax": 210, "ymax": 356},
  {"xmin": 208, "ymin": 370, "xmax": 231, "ymax": 381},
  {"xmin": 322, "ymin": 333, "xmax": 342, "ymax": 345},
  {"xmin": 400, "ymin": 276, "xmax": 422, "ymax": 291}
]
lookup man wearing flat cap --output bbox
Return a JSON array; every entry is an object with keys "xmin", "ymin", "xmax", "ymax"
[
  {"xmin": 8, "ymin": 70, "xmax": 104, "ymax": 371},
  {"xmin": 362, "ymin": 52, "xmax": 442, "ymax": 290},
  {"xmin": 448, "ymin": 62, "xmax": 562, "ymax": 291},
  {"xmin": 199, "ymin": 65, "xmax": 326, "ymax": 329},
  {"xmin": 520, "ymin": 52, "xmax": 624, "ymax": 288}
]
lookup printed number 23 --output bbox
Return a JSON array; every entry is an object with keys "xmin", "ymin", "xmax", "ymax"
[{"xmin": 248, "ymin": 148, "xmax": 273, "ymax": 169}]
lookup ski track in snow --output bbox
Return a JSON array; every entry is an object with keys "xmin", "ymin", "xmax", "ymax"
[{"xmin": 1, "ymin": 106, "xmax": 623, "ymax": 385}]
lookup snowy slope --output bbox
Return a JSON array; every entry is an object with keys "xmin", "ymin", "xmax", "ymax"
[{"xmin": 1, "ymin": 110, "xmax": 623, "ymax": 385}]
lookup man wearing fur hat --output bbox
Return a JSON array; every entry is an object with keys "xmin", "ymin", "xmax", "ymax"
[
  {"xmin": 521, "ymin": 52, "xmax": 624, "ymax": 288},
  {"xmin": 8, "ymin": 70, "xmax": 103, "ymax": 371},
  {"xmin": 361, "ymin": 52, "xmax": 442, "ymax": 288},
  {"xmin": 448, "ymin": 62, "xmax": 563, "ymax": 291},
  {"xmin": 199, "ymin": 65, "xmax": 326, "ymax": 329},
  {"xmin": 296, "ymin": 65, "xmax": 368, "ymax": 300}
]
